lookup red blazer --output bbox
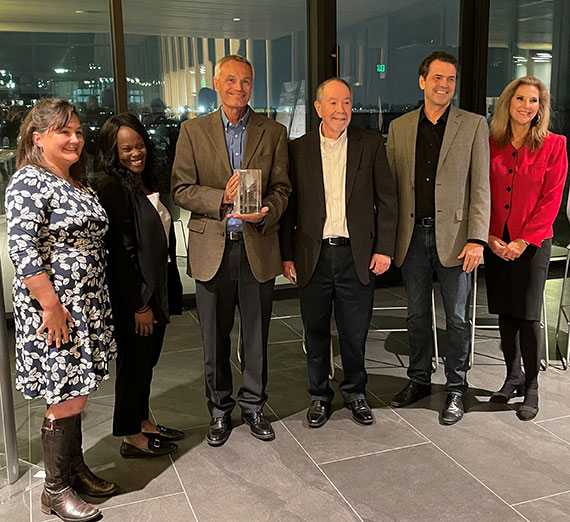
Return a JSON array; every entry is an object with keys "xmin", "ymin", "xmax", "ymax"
[{"xmin": 489, "ymin": 132, "xmax": 568, "ymax": 247}]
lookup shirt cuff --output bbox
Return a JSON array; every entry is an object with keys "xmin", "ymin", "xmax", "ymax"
[{"xmin": 467, "ymin": 239, "xmax": 487, "ymax": 247}]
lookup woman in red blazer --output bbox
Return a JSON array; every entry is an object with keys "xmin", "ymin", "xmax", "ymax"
[{"xmin": 485, "ymin": 76, "xmax": 568, "ymax": 420}]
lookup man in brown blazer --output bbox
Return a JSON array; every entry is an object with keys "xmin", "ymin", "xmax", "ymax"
[
  {"xmin": 172, "ymin": 55, "xmax": 290, "ymax": 446},
  {"xmin": 280, "ymin": 78, "xmax": 397, "ymax": 428},
  {"xmin": 387, "ymin": 51, "xmax": 490, "ymax": 424}
]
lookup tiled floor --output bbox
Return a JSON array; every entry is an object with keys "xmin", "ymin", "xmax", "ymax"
[{"xmin": 3, "ymin": 274, "xmax": 570, "ymax": 521}]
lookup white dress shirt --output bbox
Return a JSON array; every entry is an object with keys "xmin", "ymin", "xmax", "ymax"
[{"xmin": 319, "ymin": 123, "xmax": 349, "ymax": 239}]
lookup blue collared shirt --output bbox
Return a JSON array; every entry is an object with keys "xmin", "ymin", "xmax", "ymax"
[{"xmin": 221, "ymin": 108, "xmax": 250, "ymax": 232}]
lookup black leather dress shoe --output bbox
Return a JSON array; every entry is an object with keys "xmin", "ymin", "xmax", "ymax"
[
  {"xmin": 120, "ymin": 437, "xmax": 177, "ymax": 458},
  {"xmin": 206, "ymin": 415, "xmax": 232, "ymax": 447},
  {"xmin": 442, "ymin": 393, "xmax": 464, "ymax": 425},
  {"xmin": 347, "ymin": 399, "xmax": 374, "ymax": 425},
  {"xmin": 391, "ymin": 381, "xmax": 431, "ymax": 408},
  {"xmin": 242, "ymin": 411, "xmax": 275, "ymax": 441},
  {"xmin": 143, "ymin": 424, "xmax": 184, "ymax": 442},
  {"xmin": 307, "ymin": 400, "xmax": 331, "ymax": 428}
]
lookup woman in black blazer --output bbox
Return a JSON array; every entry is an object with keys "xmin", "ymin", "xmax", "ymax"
[{"xmin": 98, "ymin": 113, "xmax": 183, "ymax": 457}]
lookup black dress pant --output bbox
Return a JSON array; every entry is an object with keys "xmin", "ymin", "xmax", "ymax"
[
  {"xmin": 195, "ymin": 239, "xmax": 274, "ymax": 417},
  {"xmin": 113, "ymin": 318, "xmax": 166, "ymax": 436},
  {"xmin": 298, "ymin": 243, "xmax": 374, "ymax": 403}
]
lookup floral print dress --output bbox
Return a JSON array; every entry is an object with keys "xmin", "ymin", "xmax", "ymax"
[{"xmin": 6, "ymin": 166, "xmax": 117, "ymax": 404}]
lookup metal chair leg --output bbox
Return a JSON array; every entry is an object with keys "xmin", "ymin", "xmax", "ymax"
[
  {"xmin": 431, "ymin": 288, "xmax": 439, "ymax": 372},
  {"xmin": 555, "ymin": 249, "xmax": 570, "ymax": 370},
  {"xmin": 541, "ymin": 288, "xmax": 549, "ymax": 371},
  {"xmin": 469, "ymin": 266, "xmax": 478, "ymax": 369}
]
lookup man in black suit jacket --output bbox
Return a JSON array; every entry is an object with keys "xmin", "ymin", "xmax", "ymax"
[{"xmin": 280, "ymin": 78, "xmax": 398, "ymax": 427}]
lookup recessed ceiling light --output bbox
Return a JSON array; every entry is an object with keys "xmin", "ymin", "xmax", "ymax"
[{"xmin": 233, "ymin": 17, "xmax": 241, "ymax": 22}]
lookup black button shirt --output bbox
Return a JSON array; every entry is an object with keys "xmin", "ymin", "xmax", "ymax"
[{"xmin": 414, "ymin": 105, "xmax": 450, "ymax": 221}]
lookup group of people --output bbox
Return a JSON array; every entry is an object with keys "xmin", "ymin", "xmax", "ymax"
[{"xmin": 5, "ymin": 50, "xmax": 568, "ymax": 522}]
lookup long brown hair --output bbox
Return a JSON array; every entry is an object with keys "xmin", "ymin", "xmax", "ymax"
[
  {"xmin": 490, "ymin": 76, "xmax": 550, "ymax": 151},
  {"xmin": 16, "ymin": 98, "xmax": 86, "ymax": 180}
]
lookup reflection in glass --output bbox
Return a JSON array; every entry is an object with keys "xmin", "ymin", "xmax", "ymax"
[{"xmin": 337, "ymin": 0, "xmax": 460, "ymax": 133}]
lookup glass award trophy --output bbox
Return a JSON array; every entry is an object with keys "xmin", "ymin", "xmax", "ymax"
[{"xmin": 235, "ymin": 169, "xmax": 262, "ymax": 214}]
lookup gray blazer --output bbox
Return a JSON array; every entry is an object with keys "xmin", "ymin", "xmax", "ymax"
[
  {"xmin": 386, "ymin": 104, "xmax": 490, "ymax": 268},
  {"xmin": 171, "ymin": 108, "xmax": 291, "ymax": 283}
]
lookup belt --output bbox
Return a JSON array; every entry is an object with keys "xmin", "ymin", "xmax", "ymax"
[
  {"xmin": 227, "ymin": 230, "xmax": 244, "ymax": 241},
  {"xmin": 416, "ymin": 217, "xmax": 435, "ymax": 227},
  {"xmin": 323, "ymin": 237, "xmax": 350, "ymax": 246}
]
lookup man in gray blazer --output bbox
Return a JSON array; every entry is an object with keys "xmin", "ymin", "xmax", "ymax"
[
  {"xmin": 172, "ymin": 55, "xmax": 290, "ymax": 445},
  {"xmin": 387, "ymin": 51, "xmax": 490, "ymax": 424}
]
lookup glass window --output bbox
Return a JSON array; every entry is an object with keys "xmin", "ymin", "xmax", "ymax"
[
  {"xmin": 0, "ymin": 1, "xmax": 116, "ymax": 311},
  {"xmin": 0, "ymin": 0, "xmax": 116, "ymax": 199},
  {"xmin": 337, "ymin": 0, "xmax": 460, "ymax": 133},
  {"xmin": 122, "ymin": 0, "xmax": 307, "ymax": 293},
  {"xmin": 487, "ymin": 0, "xmax": 570, "ymax": 251}
]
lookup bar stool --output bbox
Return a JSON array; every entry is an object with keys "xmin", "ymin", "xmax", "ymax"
[
  {"xmin": 368, "ymin": 287, "xmax": 440, "ymax": 372},
  {"xmin": 470, "ymin": 265, "xmax": 549, "ymax": 370}
]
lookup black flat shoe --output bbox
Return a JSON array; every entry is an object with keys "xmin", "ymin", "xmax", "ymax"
[
  {"xmin": 143, "ymin": 424, "xmax": 184, "ymax": 441},
  {"xmin": 206, "ymin": 415, "xmax": 232, "ymax": 447},
  {"xmin": 120, "ymin": 438, "xmax": 177, "ymax": 458},
  {"xmin": 242, "ymin": 411, "xmax": 275, "ymax": 441},
  {"xmin": 441, "ymin": 393, "xmax": 464, "ymax": 425},
  {"xmin": 307, "ymin": 400, "xmax": 331, "ymax": 428},
  {"xmin": 347, "ymin": 399, "xmax": 374, "ymax": 425},
  {"xmin": 490, "ymin": 381, "xmax": 524, "ymax": 404},
  {"xmin": 391, "ymin": 381, "xmax": 431, "ymax": 408}
]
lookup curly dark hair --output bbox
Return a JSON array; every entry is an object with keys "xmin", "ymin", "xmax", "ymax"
[{"xmin": 99, "ymin": 112, "xmax": 158, "ymax": 193}]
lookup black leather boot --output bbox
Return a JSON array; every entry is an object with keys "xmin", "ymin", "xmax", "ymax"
[
  {"xmin": 40, "ymin": 415, "xmax": 101, "ymax": 522},
  {"xmin": 70, "ymin": 414, "xmax": 118, "ymax": 497}
]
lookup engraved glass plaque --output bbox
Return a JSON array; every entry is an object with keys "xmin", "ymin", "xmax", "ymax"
[{"xmin": 235, "ymin": 169, "xmax": 262, "ymax": 214}]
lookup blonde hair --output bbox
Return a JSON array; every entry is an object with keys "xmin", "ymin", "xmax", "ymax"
[
  {"xmin": 16, "ymin": 98, "xmax": 86, "ymax": 180},
  {"xmin": 490, "ymin": 76, "xmax": 550, "ymax": 151}
]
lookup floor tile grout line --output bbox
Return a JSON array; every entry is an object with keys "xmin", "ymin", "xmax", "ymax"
[
  {"xmin": 510, "ymin": 487, "xmax": 570, "ymax": 507},
  {"xmin": 149, "ymin": 406, "xmax": 200, "ymax": 522},
  {"xmin": 367, "ymin": 389, "xmax": 532, "ymax": 522},
  {"xmin": 532, "ymin": 421, "xmax": 570, "ymax": 449},
  {"xmin": 318, "ymin": 441, "xmax": 431, "ymax": 466},
  {"xmin": 534, "ymin": 413, "xmax": 570, "ymax": 424},
  {"xmin": 98, "ymin": 491, "xmax": 185, "ymax": 513},
  {"xmin": 265, "ymin": 403, "xmax": 364, "ymax": 522}
]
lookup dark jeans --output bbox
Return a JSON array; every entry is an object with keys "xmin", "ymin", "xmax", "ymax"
[
  {"xmin": 400, "ymin": 225, "xmax": 471, "ymax": 394},
  {"xmin": 196, "ymin": 240, "xmax": 274, "ymax": 417},
  {"xmin": 298, "ymin": 243, "xmax": 374, "ymax": 403}
]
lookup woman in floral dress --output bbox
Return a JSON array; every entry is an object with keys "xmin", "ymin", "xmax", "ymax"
[{"xmin": 5, "ymin": 98, "xmax": 118, "ymax": 522}]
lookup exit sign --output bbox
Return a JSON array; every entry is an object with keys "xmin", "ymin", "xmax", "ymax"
[{"xmin": 377, "ymin": 64, "xmax": 386, "ymax": 72}]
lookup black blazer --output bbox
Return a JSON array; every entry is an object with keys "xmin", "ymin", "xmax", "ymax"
[
  {"xmin": 97, "ymin": 175, "xmax": 182, "ymax": 324},
  {"xmin": 279, "ymin": 125, "xmax": 398, "ymax": 287}
]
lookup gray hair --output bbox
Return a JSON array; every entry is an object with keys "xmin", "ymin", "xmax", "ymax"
[
  {"xmin": 214, "ymin": 54, "xmax": 254, "ymax": 79},
  {"xmin": 316, "ymin": 77, "xmax": 353, "ymax": 103}
]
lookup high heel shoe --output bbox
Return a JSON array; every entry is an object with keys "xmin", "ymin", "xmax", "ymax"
[
  {"xmin": 516, "ymin": 390, "xmax": 539, "ymax": 421},
  {"xmin": 490, "ymin": 381, "xmax": 524, "ymax": 404}
]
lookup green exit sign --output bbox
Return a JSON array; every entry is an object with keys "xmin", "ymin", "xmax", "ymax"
[{"xmin": 377, "ymin": 64, "xmax": 386, "ymax": 72}]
